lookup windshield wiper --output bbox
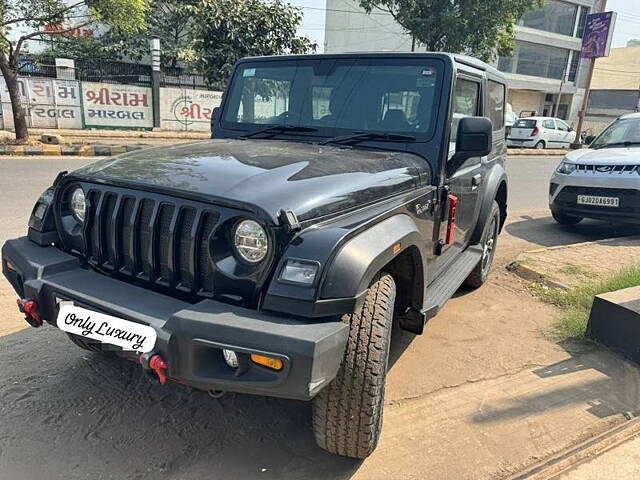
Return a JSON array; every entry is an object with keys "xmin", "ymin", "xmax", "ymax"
[
  {"xmin": 241, "ymin": 125, "xmax": 318, "ymax": 139},
  {"xmin": 593, "ymin": 141, "xmax": 640, "ymax": 150},
  {"xmin": 320, "ymin": 132, "xmax": 417, "ymax": 146}
]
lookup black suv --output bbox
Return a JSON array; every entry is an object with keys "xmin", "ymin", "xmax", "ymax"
[{"xmin": 3, "ymin": 53, "xmax": 508, "ymax": 459}]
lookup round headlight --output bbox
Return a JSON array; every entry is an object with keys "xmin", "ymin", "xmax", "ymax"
[
  {"xmin": 233, "ymin": 219, "xmax": 268, "ymax": 263},
  {"xmin": 70, "ymin": 187, "xmax": 86, "ymax": 222}
]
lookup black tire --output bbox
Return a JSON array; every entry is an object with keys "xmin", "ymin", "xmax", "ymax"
[
  {"xmin": 552, "ymin": 210, "xmax": 583, "ymax": 226},
  {"xmin": 312, "ymin": 273, "xmax": 396, "ymax": 459},
  {"xmin": 465, "ymin": 201, "xmax": 500, "ymax": 288},
  {"xmin": 534, "ymin": 140, "xmax": 545, "ymax": 150},
  {"xmin": 66, "ymin": 333, "xmax": 113, "ymax": 354}
]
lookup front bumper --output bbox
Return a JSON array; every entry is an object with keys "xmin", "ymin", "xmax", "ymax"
[
  {"xmin": 2, "ymin": 237, "xmax": 348, "ymax": 401},
  {"xmin": 549, "ymin": 172, "xmax": 640, "ymax": 223}
]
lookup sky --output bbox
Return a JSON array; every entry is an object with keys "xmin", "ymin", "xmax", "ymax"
[{"xmin": 290, "ymin": 0, "xmax": 640, "ymax": 52}]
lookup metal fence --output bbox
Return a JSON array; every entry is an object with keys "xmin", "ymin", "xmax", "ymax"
[{"xmin": 18, "ymin": 56, "xmax": 214, "ymax": 90}]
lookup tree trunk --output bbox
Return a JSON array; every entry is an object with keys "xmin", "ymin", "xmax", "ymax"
[{"xmin": 0, "ymin": 56, "xmax": 29, "ymax": 141}]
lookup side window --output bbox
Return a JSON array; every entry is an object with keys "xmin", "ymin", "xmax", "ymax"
[
  {"xmin": 557, "ymin": 120, "xmax": 570, "ymax": 132},
  {"xmin": 543, "ymin": 119, "xmax": 555, "ymax": 129},
  {"xmin": 451, "ymin": 78, "xmax": 480, "ymax": 141},
  {"xmin": 236, "ymin": 77, "xmax": 291, "ymax": 123},
  {"xmin": 487, "ymin": 81, "xmax": 505, "ymax": 131}
]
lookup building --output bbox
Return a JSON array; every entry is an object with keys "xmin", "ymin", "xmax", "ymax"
[
  {"xmin": 584, "ymin": 45, "xmax": 640, "ymax": 133},
  {"xmin": 324, "ymin": 0, "xmax": 603, "ymax": 126}
]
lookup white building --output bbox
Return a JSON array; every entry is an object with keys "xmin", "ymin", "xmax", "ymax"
[{"xmin": 324, "ymin": 0, "xmax": 603, "ymax": 126}]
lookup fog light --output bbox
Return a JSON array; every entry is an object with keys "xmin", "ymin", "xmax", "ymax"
[
  {"xmin": 222, "ymin": 349, "xmax": 239, "ymax": 369},
  {"xmin": 5, "ymin": 259, "xmax": 16, "ymax": 272},
  {"xmin": 251, "ymin": 354, "xmax": 283, "ymax": 371}
]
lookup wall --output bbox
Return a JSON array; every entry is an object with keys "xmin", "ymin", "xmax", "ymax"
[
  {"xmin": 508, "ymin": 90, "xmax": 543, "ymax": 116},
  {"xmin": 0, "ymin": 76, "xmax": 223, "ymax": 132},
  {"xmin": 592, "ymin": 46, "xmax": 640, "ymax": 90}
]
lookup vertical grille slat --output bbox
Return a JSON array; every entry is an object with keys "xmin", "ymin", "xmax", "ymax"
[{"xmin": 82, "ymin": 188, "xmax": 221, "ymax": 299}]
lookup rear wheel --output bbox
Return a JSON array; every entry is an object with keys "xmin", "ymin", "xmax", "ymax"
[
  {"xmin": 312, "ymin": 273, "xmax": 396, "ymax": 459},
  {"xmin": 465, "ymin": 201, "xmax": 500, "ymax": 288},
  {"xmin": 552, "ymin": 210, "xmax": 583, "ymax": 226},
  {"xmin": 534, "ymin": 140, "xmax": 545, "ymax": 150}
]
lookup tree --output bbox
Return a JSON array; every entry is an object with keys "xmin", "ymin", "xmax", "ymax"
[
  {"xmin": 358, "ymin": 0, "xmax": 544, "ymax": 60},
  {"xmin": 183, "ymin": 0, "xmax": 316, "ymax": 88},
  {"xmin": 0, "ymin": 0, "xmax": 149, "ymax": 141}
]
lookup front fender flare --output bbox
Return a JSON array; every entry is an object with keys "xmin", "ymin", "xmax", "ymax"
[{"xmin": 320, "ymin": 214, "xmax": 426, "ymax": 302}]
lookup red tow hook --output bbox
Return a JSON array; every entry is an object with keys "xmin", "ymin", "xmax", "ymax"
[
  {"xmin": 148, "ymin": 355, "xmax": 168, "ymax": 385},
  {"xmin": 17, "ymin": 299, "xmax": 43, "ymax": 328}
]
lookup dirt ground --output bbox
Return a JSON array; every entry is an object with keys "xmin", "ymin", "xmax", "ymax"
[{"xmin": 2, "ymin": 211, "xmax": 640, "ymax": 480}]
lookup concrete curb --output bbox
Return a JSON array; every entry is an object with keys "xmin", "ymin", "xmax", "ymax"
[
  {"xmin": 506, "ymin": 416, "xmax": 640, "ymax": 480},
  {"xmin": 0, "ymin": 144, "xmax": 144, "ymax": 157},
  {"xmin": 507, "ymin": 149, "xmax": 569, "ymax": 156},
  {"xmin": 507, "ymin": 236, "xmax": 640, "ymax": 290}
]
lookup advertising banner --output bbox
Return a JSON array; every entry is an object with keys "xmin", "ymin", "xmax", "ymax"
[
  {"xmin": 581, "ymin": 12, "xmax": 617, "ymax": 58},
  {"xmin": 160, "ymin": 88, "xmax": 223, "ymax": 131},
  {"xmin": 82, "ymin": 82, "xmax": 153, "ymax": 129},
  {"xmin": 0, "ymin": 77, "xmax": 82, "ymax": 129}
]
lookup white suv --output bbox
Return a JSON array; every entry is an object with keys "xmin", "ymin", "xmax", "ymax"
[
  {"xmin": 549, "ymin": 113, "xmax": 640, "ymax": 225},
  {"xmin": 508, "ymin": 116, "xmax": 577, "ymax": 149}
]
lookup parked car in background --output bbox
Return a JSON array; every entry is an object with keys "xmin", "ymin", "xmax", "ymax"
[
  {"xmin": 508, "ymin": 117, "xmax": 576, "ymax": 149},
  {"xmin": 549, "ymin": 112, "xmax": 640, "ymax": 225}
]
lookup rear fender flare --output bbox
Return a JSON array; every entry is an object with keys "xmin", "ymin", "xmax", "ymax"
[{"xmin": 470, "ymin": 165, "xmax": 507, "ymax": 243}]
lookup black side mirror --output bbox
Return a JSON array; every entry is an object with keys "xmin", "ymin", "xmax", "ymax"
[
  {"xmin": 211, "ymin": 107, "xmax": 221, "ymax": 137},
  {"xmin": 447, "ymin": 117, "xmax": 492, "ymax": 176},
  {"xmin": 585, "ymin": 135, "xmax": 596, "ymax": 144}
]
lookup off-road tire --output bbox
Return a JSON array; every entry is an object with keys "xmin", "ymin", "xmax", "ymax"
[
  {"xmin": 552, "ymin": 210, "xmax": 583, "ymax": 226},
  {"xmin": 66, "ymin": 333, "xmax": 113, "ymax": 354},
  {"xmin": 312, "ymin": 273, "xmax": 396, "ymax": 459},
  {"xmin": 465, "ymin": 201, "xmax": 500, "ymax": 288}
]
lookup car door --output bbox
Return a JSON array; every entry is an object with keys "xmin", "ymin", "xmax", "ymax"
[
  {"xmin": 446, "ymin": 74, "xmax": 483, "ymax": 253},
  {"xmin": 542, "ymin": 119, "xmax": 557, "ymax": 147},
  {"xmin": 555, "ymin": 119, "xmax": 574, "ymax": 146}
]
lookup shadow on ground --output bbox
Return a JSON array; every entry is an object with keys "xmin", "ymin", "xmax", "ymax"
[
  {"xmin": 0, "ymin": 324, "xmax": 416, "ymax": 480},
  {"xmin": 468, "ymin": 341, "xmax": 640, "ymax": 425},
  {"xmin": 505, "ymin": 215, "xmax": 640, "ymax": 248}
]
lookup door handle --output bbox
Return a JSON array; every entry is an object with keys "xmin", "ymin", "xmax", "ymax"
[{"xmin": 472, "ymin": 174, "xmax": 483, "ymax": 188}]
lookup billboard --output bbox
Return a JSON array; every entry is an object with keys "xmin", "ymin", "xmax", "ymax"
[
  {"xmin": 581, "ymin": 12, "xmax": 617, "ymax": 59},
  {"xmin": 82, "ymin": 82, "xmax": 153, "ymax": 129},
  {"xmin": 160, "ymin": 88, "xmax": 223, "ymax": 131}
]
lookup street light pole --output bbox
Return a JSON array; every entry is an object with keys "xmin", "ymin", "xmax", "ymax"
[{"xmin": 150, "ymin": 37, "xmax": 161, "ymax": 129}]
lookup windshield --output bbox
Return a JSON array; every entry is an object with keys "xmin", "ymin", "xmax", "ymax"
[
  {"xmin": 591, "ymin": 117, "xmax": 640, "ymax": 148},
  {"xmin": 222, "ymin": 58, "xmax": 445, "ymax": 142}
]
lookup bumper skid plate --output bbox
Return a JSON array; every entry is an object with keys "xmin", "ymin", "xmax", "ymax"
[{"xmin": 2, "ymin": 237, "xmax": 348, "ymax": 400}]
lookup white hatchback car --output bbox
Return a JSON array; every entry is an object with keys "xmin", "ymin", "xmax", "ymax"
[
  {"xmin": 507, "ymin": 116, "xmax": 577, "ymax": 149},
  {"xmin": 549, "ymin": 112, "xmax": 640, "ymax": 225}
]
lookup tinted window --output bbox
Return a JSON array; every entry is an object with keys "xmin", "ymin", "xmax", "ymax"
[
  {"xmin": 518, "ymin": 0, "xmax": 578, "ymax": 36},
  {"xmin": 488, "ymin": 81, "xmax": 505, "ymax": 131},
  {"xmin": 499, "ymin": 41, "xmax": 570, "ymax": 80},
  {"xmin": 223, "ymin": 59, "xmax": 445, "ymax": 140},
  {"xmin": 515, "ymin": 119, "xmax": 537, "ymax": 129}
]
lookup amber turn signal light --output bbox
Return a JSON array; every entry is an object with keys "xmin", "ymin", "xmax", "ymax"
[{"xmin": 251, "ymin": 354, "xmax": 283, "ymax": 371}]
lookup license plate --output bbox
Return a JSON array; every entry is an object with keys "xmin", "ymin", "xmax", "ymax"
[
  {"xmin": 577, "ymin": 195, "xmax": 620, "ymax": 207},
  {"xmin": 57, "ymin": 305, "xmax": 156, "ymax": 352}
]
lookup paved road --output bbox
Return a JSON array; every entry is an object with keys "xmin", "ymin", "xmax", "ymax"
[{"xmin": 1, "ymin": 155, "xmax": 640, "ymax": 480}]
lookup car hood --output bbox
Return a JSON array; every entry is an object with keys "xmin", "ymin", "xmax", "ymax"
[
  {"xmin": 71, "ymin": 139, "xmax": 429, "ymax": 223},
  {"xmin": 565, "ymin": 146, "xmax": 640, "ymax": 165}
]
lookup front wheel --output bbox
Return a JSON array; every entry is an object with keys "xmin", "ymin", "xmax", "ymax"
[
  {"xmin": 465, "ymin": 201, "xmax": 500, "ymax": 288},
  {"xmin": 312, "ymin": 273, "xmax": 396, "ymax": 459}
]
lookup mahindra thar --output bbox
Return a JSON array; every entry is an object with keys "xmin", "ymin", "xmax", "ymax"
[{"xmin": 3, "ymin": 53, "xmax": 508, "ymax": 459}]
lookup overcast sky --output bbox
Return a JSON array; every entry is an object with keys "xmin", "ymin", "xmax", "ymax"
[{"xmin": 291, "ymin": 0, "xmax": 640, "ymax": 52}]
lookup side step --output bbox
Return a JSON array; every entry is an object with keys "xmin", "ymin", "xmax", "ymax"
[{"xmin": 422, "ymin": 244, "xmax": 483, "ymax": 320}]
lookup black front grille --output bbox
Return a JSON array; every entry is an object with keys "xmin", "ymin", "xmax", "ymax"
[
  {"xmin": 83, "ymin": 189, "xmax": 220, "ymax": 297},
  {"xmin": 555, "ymin": 186, "xmax": 640, "ymax": 214}
]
